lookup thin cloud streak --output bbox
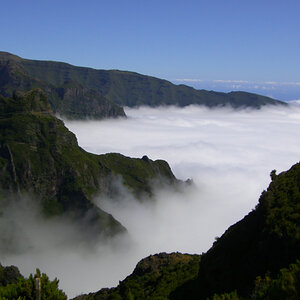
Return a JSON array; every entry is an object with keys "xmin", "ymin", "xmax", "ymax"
[
  {"xmin": 174, "ymin": 79, "xmax": 300, "ymax": 86},
  {"xmin": 172, "ymin": 79, "xmax": 300, "ymax": 101}
]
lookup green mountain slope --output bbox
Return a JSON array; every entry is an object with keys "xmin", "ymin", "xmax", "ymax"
[
  {"xmin": 171, "ymin": 164, "xmax": 300, "ymax": 299},
  {"xmin": 0, "ymin": 89, "xmax": 179, "ymax": 248},
  {"xmin": 0, "ymin": 52, "xmax": 286, "ymax": 115},
  {"xmin": 74, "ymin": 252, "xmax": 201, "ymax": 300},
  {"xmin": 0, "ymin": 53, "xmax": 125, "ymax": 119},
  {"xmin": 78, "ymin": 161, "xmax": 300, "ymax": 300}
]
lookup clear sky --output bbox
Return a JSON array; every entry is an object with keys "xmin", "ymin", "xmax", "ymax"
[{"xmin": 2, "ymin": 0, "xmax": 300, "ymax": 99}]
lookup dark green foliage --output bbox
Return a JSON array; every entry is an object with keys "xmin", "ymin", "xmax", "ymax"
[
  {"xmin": 0, "ymin": 268, "xmax": 67, "ymax": 300},
  {"xmin": 210, "ymin": 260, "xmax": 300, "ymax": 299},
  {"xmin": 0, "ymin": 264, "xmax": 22, "ymax": 287},
  {"xmin": 251, "ymin": 260, "xmax": 300, "ymax": 300},
  {"xmin": 171, "ymin": 163, "xmax": 300, "ymax": 300},
  {"xmin": 0, "ymin": 52, "xmax": 286, "ymax": 118},
  {"xmin": 74, "ymin": 253, "xmax": 201, "ymax": 300},
  {"xmin": 210, "ymin": 291, "xmax": 240, "ymax": 300},
  {"xmin": 0, "ymin": 90, "xmax": 180, "ymax": 245}
]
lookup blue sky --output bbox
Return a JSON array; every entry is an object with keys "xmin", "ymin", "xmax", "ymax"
[{"xmin": 2, "ymin": 0, "xmax": 300, "ymax": 99}]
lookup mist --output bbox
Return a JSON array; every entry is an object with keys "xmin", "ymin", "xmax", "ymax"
[{"xmin": 2, "ymin": 104, "xmax": 300, "ymax": 298}]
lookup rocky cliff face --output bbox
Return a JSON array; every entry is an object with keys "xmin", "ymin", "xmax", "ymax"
[
  {"xmin": 0, "ymin": 89, "xmax": 179, "ymax": 247},
  {"xmin": 51, "ymin": 81, "xmax": 125, "ymax": 119}
]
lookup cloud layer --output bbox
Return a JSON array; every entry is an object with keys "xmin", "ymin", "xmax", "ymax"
[
  {"xmin": 3, "ymin": 104, "xmax": 300, "ymax": 297},
  {"xmin": 66, "ymin": 104, "xmax": 300, "ymax": 252},
  {"xmin": 172, "ymin": 79, "xmax": 300, "ymax": 101}
]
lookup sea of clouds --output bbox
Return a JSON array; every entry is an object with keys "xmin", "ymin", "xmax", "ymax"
[
  {"xmin": 172, "ymin": 79, "xmax": 300, "ymax": 101},
  {"xmin": 3, "ymin": 104, "xmax": 300, "ymax": 298}
]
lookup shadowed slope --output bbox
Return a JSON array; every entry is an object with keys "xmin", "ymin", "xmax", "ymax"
[
  {"xmin": 0, "ymin": 52, "xmax": 286, "ymax": 115},
  {"xmin": 171, "ymin": 164, "xmax": 300, "ymax": 299},
  {"xmin": 0, "ymin": 53, "xmax": 125, "ymax": 119}
]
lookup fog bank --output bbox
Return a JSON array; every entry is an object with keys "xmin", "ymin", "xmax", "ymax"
[
  {"xmin": 3, "ymin": 104, "xmax": 300, "ymax": 298},
  {"xmin": 67, "ymin": 104, "xmax": 300, "ymax": 249}
]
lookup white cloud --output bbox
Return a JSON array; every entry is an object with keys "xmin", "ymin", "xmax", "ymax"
[
  {"xmin": 3, "ymin": 105, "xmax": 300, "ymax": 297},
  {"xmin": 232, "ymin": 84, "xmax": 242, "ymax": 89},
  {"xmin": 212, "ymin": 79, "xmax": 250, "ymax": 84},
  {"xmin": 288, "ymin": 99, "xmax": 300, "ymax": 105},
  {"xmin": 174, "ymin": 78, "xmax": 204, "ymax": 83}
]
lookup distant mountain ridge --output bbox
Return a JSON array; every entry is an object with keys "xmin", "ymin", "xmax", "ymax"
[{"xmin": 0, "ymin": 52, "xmax": 286, "ymax": 119}]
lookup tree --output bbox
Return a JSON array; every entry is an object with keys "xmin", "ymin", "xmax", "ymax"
[{"xmin": 0, "ymin": 269, "xmax": 67, "ymax": 300}]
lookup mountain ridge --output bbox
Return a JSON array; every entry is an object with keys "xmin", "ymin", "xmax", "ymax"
[
  {"xmin": 0, "ymin": 52, "xmax": 286, "ymax": 121},
  {"xmin": 75, "ymin": 162, "xmax": 300, "ymax": 300},
  {"xmin": 0, "ymin": 89, "xmax": 180, "ymax": 249}
]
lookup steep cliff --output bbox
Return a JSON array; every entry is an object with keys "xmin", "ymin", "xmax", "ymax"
[
  {"xmin": 74, "ymin": 161, "xmax": 300, "ymax": 300},
  {"xmin": 0, "ymin": 53, "xmax": 125, "ymax": 119},
  {"xmin": 0, "ymin": 89, "xmax": 179, "ymax": 246},
  {"xmin": 171, "ymin": 164, "xmax": 300, "ymax": 299}
]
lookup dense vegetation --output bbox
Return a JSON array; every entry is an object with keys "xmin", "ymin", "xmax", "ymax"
[
  {"xmin": 0, "ymin": 52, "xmax": 286, "ymax": 120},
  {"xmin": 170, "ymin": 164, "xmax": 300, "ymax": 299},
  {"xmin": 0, "ymin": 264, "xmax": 22, "ymax": 287},
  {"xmin": 74, "ymin": 253, "xmax": 201, "ymax": 300},
  {"xmin": 73, "ymin": 162, "xmax": 300, "ymax": 300},
  {"xmin": 211, "ymin": 260, "xmax": 300, "ymax": 299},
  {"xmin": 0, "ymin": 268, "xmax": 66, "ymax": 300},
  {"xmin": 0, "ymin": 89, "xmax": 180, "ymax": 249}
]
